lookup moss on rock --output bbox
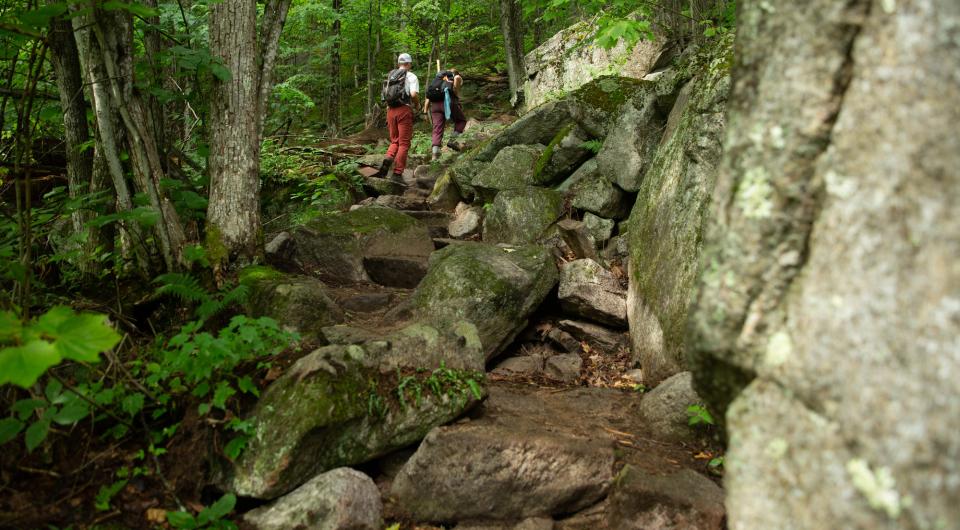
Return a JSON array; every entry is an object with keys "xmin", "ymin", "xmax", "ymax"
[{"xmin": 482, "ymin": 187, "xmax": 565, "ymax": 245}]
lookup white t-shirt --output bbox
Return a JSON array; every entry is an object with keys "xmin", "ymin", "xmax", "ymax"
[{"xmin": 405, "ymin": 70, "xmax": 419, "ymax": 100}]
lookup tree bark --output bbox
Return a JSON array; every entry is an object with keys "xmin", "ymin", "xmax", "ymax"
[
  {"xmin": 46, "ymin": 6, "xmax": 93, "ymax": 241},
  {"xmin": 499, "ymin": 0, "xmax": 526, "ymax": 108},
  {"xmin": 328, "ymin": 0, "xmax": 342, "ymax": 134},
  {"xmin": 207, "ymin": 0, "xmax": 291, "ymax": 270}
]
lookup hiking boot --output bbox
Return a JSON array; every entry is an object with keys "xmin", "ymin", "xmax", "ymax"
[{"xmin": 373, "ymin": 157, "xmax": 394, "ymax": 178}]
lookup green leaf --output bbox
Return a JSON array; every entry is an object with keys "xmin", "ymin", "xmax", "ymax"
[
  {"xmin": 197, "ymin": 493, "xmax": 236, "ymax": 525},
  {"xmin": 212, "ymin": 381, "xmax": 236, "ymax": 410},
  {"xmin": 94, "ymin": 479, "xmax": 128, "ymax": 511},
  {"xmin": 0, "ymin": 311, "xmax": 22, "ymax": 342},
  {"xmin": 466, "ymin": 378, "xmax": 483, "ymax": 400},
  {"xmin": 53, "ymin": 399, "xmax": 89, "ymax": 425},
  {"xmin": 210, "ymin": 62, "xmax": 232, "ymax": 82},
  {"xmin": 0, "ymin": 418, "xmax": 24, "ymax": 444},
  {"xmin": 166, "ymin": 510, "xmax": 197, "ymax": 529},
  {"xmin": 101, "ymin": 0, "xmax": 159, "ymax": 18},
  {"xmin": 223, "ymin": 436, "xmax": 247, "ymax": 460},
  {"xmin": 0, "ymin": 340, "xmax": 61, "ymax": 388},
  {"xmin": 236, "ymin": 375, "xmax": 259, "ymax": 397},
  {"xmin": 52, "ymin": 313, "xmax": 121, "ymax": 362},
  {"xmin": 44, "ymin": 379, "xmax": 64, "ymax": 404},
  {"xmin": 25, "ymin": 418, "xmax": 50, "ymax": 452},
  {"xmin": 11, "ymin": 398, "xmax": 46, "ymax": 419},
  {"xmin": 16, "ymin": 3, "xmax": 68, "ymax": 27},
  {"xmin": 121, "ymin": 393, "xmax": 145, "ymax": 416}
]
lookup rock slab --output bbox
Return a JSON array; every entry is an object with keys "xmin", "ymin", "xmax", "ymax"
[{"xmin": 243, "ymin": 468, "xmax": 382, "ymax": 530}]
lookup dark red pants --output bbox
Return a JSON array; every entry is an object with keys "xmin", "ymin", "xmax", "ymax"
[
  {"xmin": 386, "ymin": 105, "xmax": 413, "ymax": 175},
  {"xmin": 431, "ymin": 100, "xmax": 467, "ymax": 147}
]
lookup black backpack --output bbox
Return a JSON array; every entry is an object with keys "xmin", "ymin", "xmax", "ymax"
[
  {"xmin": 426, "ymin": 71, "xmax": 454, "ymax": 103},
  {"xmin": 382, "ymin": 68, "xmax": 409, "ymax": 107}
]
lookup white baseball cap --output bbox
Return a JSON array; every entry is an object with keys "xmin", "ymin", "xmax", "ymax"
[{"xmin": 398, "ymin": 53, "xmax": 412, "ymax": 64}]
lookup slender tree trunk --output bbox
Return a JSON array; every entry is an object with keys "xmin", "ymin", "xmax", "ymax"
[
  {"xmin": 71, "ymin": 8, "xmax": 150, "ymax": 271},
  {"xmin": 46, "ymin": 5, "xmax": 95, "ymax": 265},
  {"xmin": 499, "ymin": 0, "xmax": 526, "ymax": 108},
  {"xmin": 328, "ymin": 0, "xmax": 342, "ymax": 134},
  {"xmin": 366, "ymin": 0, "xmax": 374, "ymax": 116},
  {"xmin": 207, "ymin": 0, "xmax": 291, "ymax": 270}
]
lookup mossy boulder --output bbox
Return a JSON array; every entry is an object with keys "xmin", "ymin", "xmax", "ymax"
[
  {"xmin": 239, "ymin": 266, "xmax": 345, "ymax": 338},
  {"xmin": 522, "ymin": 19, "xmax": 664, "ymax": 111},
  {"xmin": 271, "ymin": 207, "xmax": 434, "ymax": 286},
  {"xmin": 627, "ymin": 49, "xmax": 730, "ymax": 385},
  {"xmin": 569, "ymin": 170, "xmax": 631, "ymax": 220},
  {"xmin": 566, "ymin": 76, "xmax": 649, "ymax": 138},
  {"xmin": 582, "ymin": 213, "xmax": 615, "ymax": 246},
  {"xmin": 471, "ymin": 101, "xmax": 576, "ymax": 163},
  {"xmin": 534, "ymin": 124, "xmax": 594, "ymax": 185},
  {"xmin": 482, "ymin": 187, "xmax": 565, "ymax": 245},
  {"xmin": 444, "ymin": 159, "xmax": 489, "ymax": 203},
  {"xmin": 226, "ymin": 322, "xmax": 487, "ymax": 499},
  {"xmin": 594, "ymin": 88, "xmax": 666, "ymax": 193},
  {"xmin": 471, "ymin": 144, "xmax": 546, "ymax": 201},
  {"xmin": 409, "ymin": 242, "xmax": 558, "ymax": 360}
]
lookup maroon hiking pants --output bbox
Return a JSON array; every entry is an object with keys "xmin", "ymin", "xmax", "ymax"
[
  {"xmin": 431, "ymin": 99, "xmax": 467, "ymax": 147},
  {"xmin": 386, "ymin": 105, "xmax": 413, "ymax": 175}
]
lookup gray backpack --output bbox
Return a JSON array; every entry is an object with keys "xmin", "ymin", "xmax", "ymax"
[{"xmin": 382, "ymin": 69, "xmax": 409, "ymax": 107}]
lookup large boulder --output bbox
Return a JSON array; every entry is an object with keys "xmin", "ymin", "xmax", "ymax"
[
  {"xmin": 594, "ymin": 88, "xmax": 665, "ymax": 193},
  {"xmin": 243, "ymin": 468, "xmax": 382, "ymax": 530},
  {"xmin": 687, "ymin": 1, "xmax": 960, "ymax": 528},
  {"xmin": 390, "ymin": 384, "xmax": 633, "ymax": 523},
  {"xmin": 626, "ymin": 40, "xmax": 731, "ymax": 385},
  {"xmin": 482, "ymin": 187, "xmax": 564, "ymax": 245},
  {"xmin": 409, "ymin": 242, "xmax": 558, "ymax": 360},
  {"xmin": 267, "ymin": 207, "xmax": 434, "ymax": 287},
  {"xmin": 239, "ymin": 266, "xmax": 345, "ymax": 338},
  {"xmin": 558, "ymin": 259, "xmax": 627, "ymax": 328},
  {"xmin": 569, "ymin": 172, "xmax": 631, "ymax": 220},
  {"xmin": 225, "ymin": 322, "xmax": 486, "ymax": 499},
  {"xmin": 472, "ymin": 144, "xmax": 547, "ymax": 201},
  {"xmin": 522, "ymin": 21, "xmax": 664, "ymax": 111},
  {"xmin": 470, "ymin": 101, "xmax": 575, "ymax": 163}
]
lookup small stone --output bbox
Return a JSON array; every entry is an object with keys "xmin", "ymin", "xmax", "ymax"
[
  {"xmin": 547, "ymin": 329, "xmax": 582, "ymax": 353},
  {"xmin": 558, "ymin": 320, "xmax": 629, "ymax": 355},
  {"xmin": 582, "ymin": 213, "xmax": 615, "ymax": 246},
  {"xmin": 449, "ymin": 202, "xmax": 484, "ymax": 238},
  {"xmin": 492, "ymin": 355, "xmax": 545, "ymax": 377},
  {"xmin": 545, "ymin": 354, "xmax": 583, "ymax": 383},
  {"xmin": 640, "ymin": 372, "xmax": 704, "ymax": 442},
  {"xmin": 339, "ymin": 292, "xmax": 392, "ymax": 313},
  {"xmin": 623, "ymin": 369, "xmax": 644, "ymax": 384},
  {"xmin": 606, "ymin": 466, "xmax": 725, "ymax": 529},
  {"xmin": 556, "ymin": 219, "xmax": 598, "ymax": 260}
]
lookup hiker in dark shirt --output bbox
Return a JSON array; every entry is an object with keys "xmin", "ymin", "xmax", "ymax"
[{"xmin": 424, "ymin": 69, "xmax": 466, "ymax": 161}]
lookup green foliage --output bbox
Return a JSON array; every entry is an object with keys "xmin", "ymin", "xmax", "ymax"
[
  {"xmin": 167, "ymin": 493, "xmax": 238, "ymax": 530},
  {"xmin": 0, "ymin": 307, "xmax": 120, "ymax": 388},
  {"xmin": 686, "ymin": 403, "xmax": 715, "ymax": 426},
  {"xmin": 94, "ymin": 479, "xmax": 128, "ymax": 512},
  {"xmin": 580, "ymin": 139, "xmax": 603, "ymax": 154},
  {"xmin": 154, "ymin": 273, "xmax": 249, "ymax": 323}
]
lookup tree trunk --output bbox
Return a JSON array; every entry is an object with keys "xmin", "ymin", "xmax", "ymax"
[
  {"xmin": 46, "ymin": 6, "xmax": 94, "ymax": 255},
  {"xmin": 207, "ymin": 0, "xmax": 291, "ymax": 270},
  {"xmin": 499, "ymin": 0, "xmax": 526, "ymax": 108},
  {"xmin": 328, "ymin": 0, "xmax": 342, "ymax": 134}
]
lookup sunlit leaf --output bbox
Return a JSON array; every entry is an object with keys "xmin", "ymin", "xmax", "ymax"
[{"xmin": 0, "ymin": 340, "xmax": 60, "ymax": 388}]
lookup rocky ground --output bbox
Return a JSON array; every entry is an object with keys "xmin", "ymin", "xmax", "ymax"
[{"xmin": 230, "ymin": 88, "xmax": 727, "ymax": 527}]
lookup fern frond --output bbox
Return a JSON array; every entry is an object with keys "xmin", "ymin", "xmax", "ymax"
[{"xmin": 154, "ymin": 273, "xmax": 209, "ymax": 304}]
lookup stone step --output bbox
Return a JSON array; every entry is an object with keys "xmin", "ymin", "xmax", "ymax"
[
  {"xmin": 431, "ymin": 237, "xmax": 471, "ymax": 250},
  {"xmin": 399, "ymin": 210, "xmax": 451, "ymax": 225}
]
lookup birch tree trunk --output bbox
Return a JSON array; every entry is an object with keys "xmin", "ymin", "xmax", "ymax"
[
  {"xmin": 207, "ymin": 0, "xmax": 291, "ymax": 270},
  {"xmin": 499, "ymin": 0, "xmax": 526, "ymax": 108}
]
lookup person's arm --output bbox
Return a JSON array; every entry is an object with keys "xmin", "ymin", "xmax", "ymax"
[
  {"xmin": 453, "ymin": 74, "xmax": 463, "ymax": 97},
  {"xmin": 411, "ymin": 91, "xmax": 421, "ymax": 112}
]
